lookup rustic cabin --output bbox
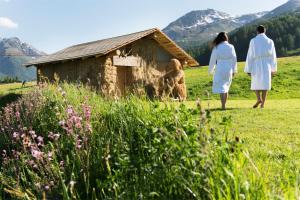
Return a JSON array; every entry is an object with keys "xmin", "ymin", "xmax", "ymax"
[{"xmin": 25, "ymin": 28, "xmax": 198, "ymax": 100}]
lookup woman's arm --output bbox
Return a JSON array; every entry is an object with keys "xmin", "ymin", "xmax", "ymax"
[
  {"xmin": 208, "ymin": 48, "xmax": 217, "ymax": 74},
  {"xmin": 232, "ymin": 46, "xmax": 238, "ymax": 74}
]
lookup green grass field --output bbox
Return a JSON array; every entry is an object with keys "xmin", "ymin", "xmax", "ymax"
[
  {"xmin": 185, "ymin": 56, "xmax": 300, "ymax": 190},
  {"xmin": 0, "ymin": 56, "xmax": 299, "ymax": 198},
  {"xmin": 184, "ymin": 99, "xmax": 300, "ymax": 186},
  {"xmin": 185, "ymin": 56, "xmax": 300, "ymax": 100},
  {"xmin": 0, "ymin": 82, "xmax": 36, "ymax": 108}
]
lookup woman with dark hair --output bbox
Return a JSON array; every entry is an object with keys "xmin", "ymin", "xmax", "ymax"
[{"xmin": 209, "ymin": 32, "xmax": 237, "ymax": 110}]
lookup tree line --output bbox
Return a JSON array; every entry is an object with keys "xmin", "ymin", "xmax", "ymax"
[{"xmin": 187, "ymin": 12, "xmax": 300, "ymax": 66}]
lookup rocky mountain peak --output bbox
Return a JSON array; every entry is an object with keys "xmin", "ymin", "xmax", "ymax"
[
  {"xmin": 163, "ymin": 9, "xmax": 268, "ymax": 47},
  {"xmin": 0, "ymin": 37, "xmax": 46, "ymax": 57}
]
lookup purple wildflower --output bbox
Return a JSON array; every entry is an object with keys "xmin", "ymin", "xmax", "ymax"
[
  {"xmin": 13, "ymin": 132, "xmax": 20, "ymax": 140},
  {"xmin": 48, "ymin": 132, "xmax": 60, "ymax": 141},
  {"xmin": 47, "ymin": 152, "xmax": 53, "ymax": 161},
  {"xmin": 44, "ymin": 185, "xmax": 50, "ymax": 191},
  {"xmin": 29, "ymin": 130, "xmax": 37, "ymax": 139},
  {"xmin": 37, "ymin": 136, "xmax": 44, "ymax": 147},
  {"xmin": 31, "ymin": 149, "xmax": 44, "ymax": 160}
]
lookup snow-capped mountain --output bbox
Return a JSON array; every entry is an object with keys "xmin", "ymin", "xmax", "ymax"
[
  {"xmin": 0, "ymin": 37, "xmax": 46, "ymax": 81},
  {"xmin": 163, "ymin": 0, "xmax": 300, "ymax": 48},
  {"xmin": 262, "ymin": 0, "xmax": 300, "ymax": 19},
  {"xmin": 166, "ymin": 9, "xmax": 232, "ymax": 31},
  {"xmin": 234, "ymin": 12, "xmax": 269, "ymax": 24},
  {"xmin": 0, "ymin": 37, "xmax": 46, "ymax": 57},
  {"xmin": 163, "ymin": 9, "xmax": 268, "ymax": 47}
]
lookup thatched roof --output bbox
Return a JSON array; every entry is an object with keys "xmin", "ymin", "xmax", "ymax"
[{"xmin": 25, "ymin": 28, "xmax": 199, "ymax": 67}]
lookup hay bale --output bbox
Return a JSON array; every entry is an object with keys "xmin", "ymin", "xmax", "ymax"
[
  {"xmin": 159, "ymin": 58, "xmax": 187, "ymax": 101},
  {"xmin": 101, "ymin": 57, "xmax": 117, "ymax": 96}
]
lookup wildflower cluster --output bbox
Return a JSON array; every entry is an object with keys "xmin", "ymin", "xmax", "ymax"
[{"xmin": 0, "ymin": 85, "xmax": 94, "ymax": 195}]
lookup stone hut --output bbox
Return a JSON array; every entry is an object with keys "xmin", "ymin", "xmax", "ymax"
[{"xmin": 25, "ymin": 28, "xmax": 198, "ymax": 100}]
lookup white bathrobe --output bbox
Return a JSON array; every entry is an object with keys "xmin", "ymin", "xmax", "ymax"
[
  {"xmin": 209, "ymin": 42, "xmax": 237, "ymax": 94},
  {"xmin": 244, "ymin": 34, "xmax": 277, "ymax": 90}
]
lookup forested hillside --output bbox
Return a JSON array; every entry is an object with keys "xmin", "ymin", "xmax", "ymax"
[{"xmin": 188, "ymin": 11, "xmax": 300, "ymax": 66}]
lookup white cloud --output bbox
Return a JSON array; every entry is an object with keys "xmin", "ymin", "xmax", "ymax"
[{"xmin": 0, "ymin": 17, "xmax": 18, "ymax": 28}]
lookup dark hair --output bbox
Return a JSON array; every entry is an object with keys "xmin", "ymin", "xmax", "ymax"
[
  {"xmin": 257, "ymin": 25, "xmax": 266, "ymax": 34},
  {"xmin": 213, "ymin": 32, "xmax": 229, "ymax": 47}
]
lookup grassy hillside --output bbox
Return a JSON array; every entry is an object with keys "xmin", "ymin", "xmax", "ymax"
[{"xmin": 185, "ymin": 56, "xmax": 300, "ymax": 100}]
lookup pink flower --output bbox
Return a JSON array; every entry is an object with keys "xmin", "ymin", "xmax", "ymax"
[
  {"xmin": 76, "ymin": 139, "xmax": 82, "ymax": 149},
  {"xmin": 13, "ymin": 132, "xmax": 20, "ymax": 140},
  {"xmin": 67, "ymin": 106, "xmax": 73, "ymax": 115},
  {"xmin": 27, "ymin": 159, "xmax": 35, "ymax": 166},
  {"xmin": 86, "ymin": 123, "xmax": 92, "ymax": 133},
  {"xmin": 44, "ymin": 185, "xmax": 50, "ymax": 191},
  {"xmin": 48, "ymin": 132, "xmax": 60, "ymax": 141},
  {"xmin": 29, "ymin": 130, "xmax": 37, "ymax": 139},
  {"xmin": 37, "ymin": 136, "xmax": 44, "ymax": 147},
  {"xmin": 59, "ymin": 120, "xmax": 65, "ymax": 126},
  {"xmin": 83, "ymin": 105, "xmax": 92, "ymax": 121},
  {"xmin": 75, "ymin": 122, "xmax": 82, "ymax": 129},
  {"xmin": 48, "ymin": 152, "xmax": 53, "ymax": 161},
  {"xmin": 15, "ymin": 111, "xmax": 20, "ymax": 119},
  {"xmin": 31, "ymin": 149, "xmax": 44, "ymax": 160}
]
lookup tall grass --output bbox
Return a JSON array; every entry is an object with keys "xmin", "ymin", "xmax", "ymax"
[{"xmin": 0, "ymin": 83, "xmax": 298, "ymax": 199}]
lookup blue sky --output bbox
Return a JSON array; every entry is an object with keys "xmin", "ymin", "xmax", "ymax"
[{"xmin": 0, "ymin": 0, "xmax": 288, "ymax": 53}]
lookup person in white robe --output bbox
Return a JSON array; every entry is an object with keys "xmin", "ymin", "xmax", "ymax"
[
  {"xmin": 245, "ymin": 25, "xmax": 277, "ymax": 108},
  {"xmin": 209, "ymin": 32, "xmax": 237, "ymax": 110}
]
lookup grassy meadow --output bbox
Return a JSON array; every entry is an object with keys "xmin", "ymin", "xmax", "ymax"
[
  {"xmin": 185, "ymin": 56, "xmax": 300, "ymax": 100},
  {"xmin": 0, "ymin": 56, "xmax": 299, "ymax": 199},
  {"xmin": 0, "ymin": 82, "xmax": 36, "ymax": 108}
]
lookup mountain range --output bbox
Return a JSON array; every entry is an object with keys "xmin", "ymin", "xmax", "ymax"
[
  {"xmin": 163, "ymin": 0, "xmax": 300, "ymax": 48},
  {"xmin": 163, "ymin": 9, "xmax": 268, "ymax": 48},
  {"xmin": 1, "ymin": 0, "xmax": 300, "ymax": 80},
  {"xmin": 0, "ymin": 37, "xmax": 45, "ymax": 81}
]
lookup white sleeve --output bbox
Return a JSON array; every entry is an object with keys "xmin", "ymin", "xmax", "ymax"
[
  {"xmin": 244, "ymin": 40, "xmax": 254, "ymax": 73},
  {"xmin": 271, "ymin": 41, "xmax": 277, "ymax": 72},
  {"xmin": 231, "ymin": 46, "xmax": 238, "ymax": 73},
  {"xmin": 209, "ymin": 47, "xmax": 217, "ymax": 74}
]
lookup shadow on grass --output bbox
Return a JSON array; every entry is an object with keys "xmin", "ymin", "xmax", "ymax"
[
  {"xmin": 209, "ymin": 108, "xmax": 239, "ymax": 112},
  {"xmin": 0, "ymin": 93, "xmax": 22, "ymax": 109},
  {"xmin": 8, "ymin": 85, "xmax": 35, "ymax": 93}
]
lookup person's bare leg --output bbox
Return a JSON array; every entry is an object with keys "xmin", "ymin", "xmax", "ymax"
[
  {"xmin": 225, "ymin": 92, "xmax": 228, "ymax": 107},
  {"xmin": 253, "ymin": 90, "xmax": 262, "ymax": 108},
  {"xmin": 261, "ymin": 90, "xmax": 268, "ymax": 108},
  {"xmin": 220, "ymin": 93, "xmax": 226, "ymax": 110}
]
